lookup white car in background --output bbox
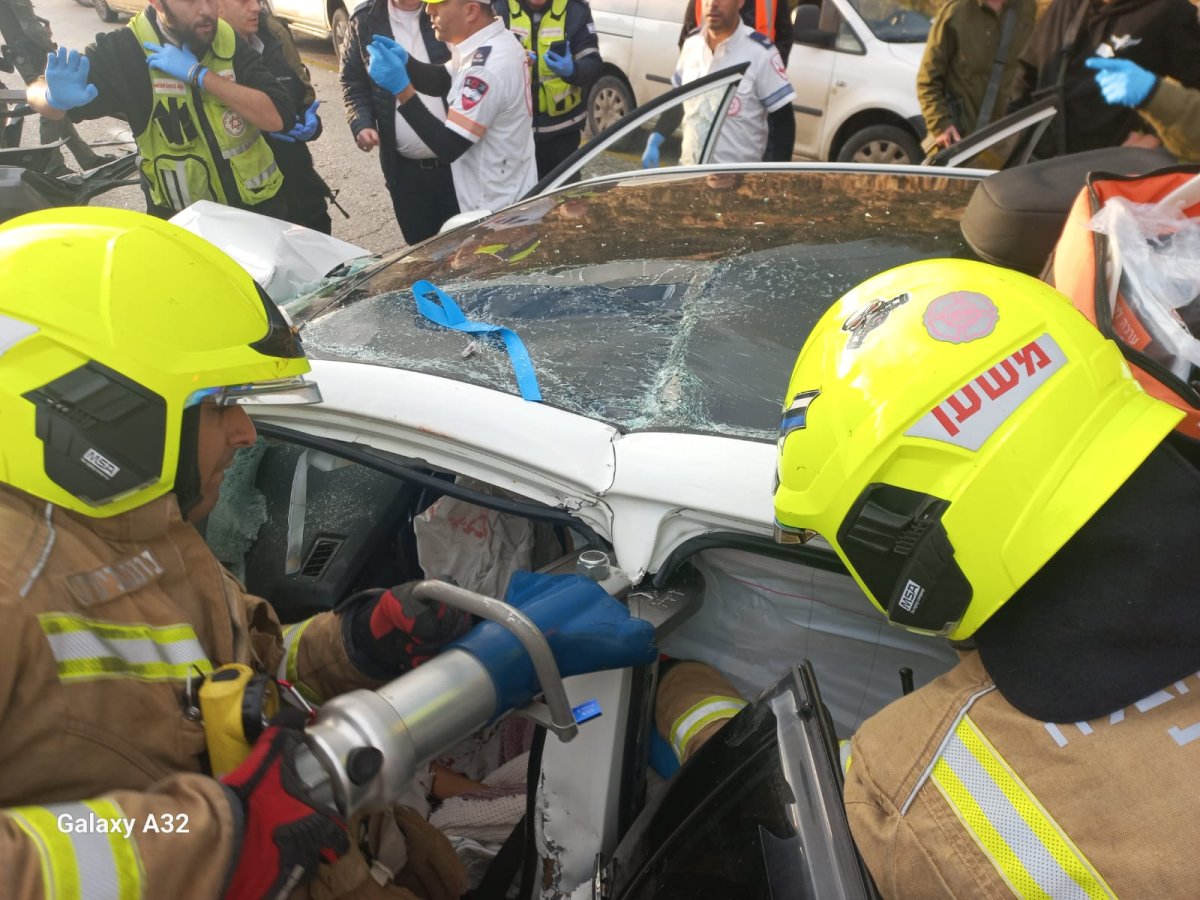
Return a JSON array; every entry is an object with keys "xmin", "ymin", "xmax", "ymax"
[{"xmin": 588, "ymin": 0, "xmax": 930, "ymax": 163}]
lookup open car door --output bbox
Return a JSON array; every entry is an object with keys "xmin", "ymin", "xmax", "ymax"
[
  {"xmin": 925, "ymin": 94, "xmax": 1060, "ymax": 170},
  {"xmin": 529, "ymin": 64, "xmax": 751, "ymax": 196}
]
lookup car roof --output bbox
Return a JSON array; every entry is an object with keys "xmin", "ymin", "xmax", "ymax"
[{"xmin": 291, "ymin": 167, "xmax": 982, "ymax": 442}]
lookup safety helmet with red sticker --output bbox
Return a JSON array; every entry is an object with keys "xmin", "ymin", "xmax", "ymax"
[{"xmin": 773, "ymin": 259, "xmax": 1181, "ymax": 641}]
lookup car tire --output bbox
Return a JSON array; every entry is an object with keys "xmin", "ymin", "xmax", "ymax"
[
  {"xmin": 93, "ymin": 0, "xmax": 119, "ymax": 22},
  {"xmin": 587, "ymin": 74, "xmax": 635, "ymax": 136},
  {"xmin": 835, "ymin": 125, "xmax": 922, "ymax": 166},
  {"xmin": 330, "ymin": 6, "xmax": 350, "ymax": 58}
]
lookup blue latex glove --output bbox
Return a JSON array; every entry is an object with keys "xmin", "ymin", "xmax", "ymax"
[
  {"xmin": 272, "ymin": 99, "xmax": 321, "ymax": 142},
  {"xmin": 43, "ymin": 47, "xmax": 99, "ymax": 111},
  {"xmin": 642, "ymin": 131, "xmax": 665, "ymax": 168},
  {"xmin": 367, "ymin": 35, "xmax": 411, "ymax": 95},
  {"xmin": 1085, "ymin": 57, "xmax": 1157, "ymax": 108},
  {"xmin": 451, "ymin": 571, "xmax": 658, "ymax": 717},
  {"xmin": 543, "ymin": 43, "xmax": 574, "ymax": 79},
  {"xmin": 143, "ymin": 41, "xmax": 204, "ymax": 85},
  {"xmin": 371, "ymin": 33, "xmax": 410, "ymax": 67}
]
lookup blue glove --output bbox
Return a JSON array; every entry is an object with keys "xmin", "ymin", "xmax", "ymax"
[
  {"xmin": 367, "ymin": 35, "xmax": 411, "ymax": 95},
  {"xmin": 43, "ymin": 47, "xmax": 99, "ymax": 111},
  {"xmin": 1085, "ymin": 57, "xmax": 1157, "ymax": 108},
  {"xmin": 642, "ymin": 131, "xmax": 665, "ymax": 168},
  {"xmin": 272, "ymin": 99, "xmax": 321, "ymax": 143},
  {"xmin": 451, "ymin": 571, "xmax": 658, "ymax": 717},
  {"xmin": 143, "ymin": 41, "xmax": 205, "ymax": 86},
  {"xmin": 543, "ymin": 43, "xmax": 574, "ymax": 79},
  {"xmin": 371, "ymin": 33, "xmax": 410, "ymax": 67}
]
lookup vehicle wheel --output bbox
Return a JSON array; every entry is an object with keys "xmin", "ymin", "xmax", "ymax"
[
  {"xmin": 330, "ymin": 6, "xmax": 350, "ymax": 58},
  {"xmin": 835, "ymin": 124, "xmax": 922, "ymax": 166},
  {"xmin": 587, "ymin": 74, "xmax": 635, "ymax": 136},
  {"xmin": 93, "ymin": 0, "xmax": 119, "ymax": 22}
]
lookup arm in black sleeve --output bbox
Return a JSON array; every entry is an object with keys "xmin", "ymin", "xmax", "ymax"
[
  {"xmin": 340, "ymin": 13, "xmax": 377, "ymax": 135},
  {"xmin": 774, "ymin": 0, "xmax": 793, "ymax": 63},
  {"xmin": 653, "ymin": 104, "xmax": 684, "ymax": 138},
  {"xmin": 767, "ymin": 103, "xmax": 794, "ymax": 160},
  {"xmin": 68, "ymin": 29, "xmax": 148, "ymax": 127},
  {"xmin": 566, "ymin": 2, "xmax": 602, "ymax": 94},
  {"xmin": 233, "ymin": 37, "xmax": 297, "ymax": 130},
  {"xmin": 407, "ymin": 57, "xmax": 453, "ymax": 97},
  {"xmin": 1162, "ymin": 0, "xmax": 1200, "ymax": 89},
  {"xmin": 397, "ymin": 95, "xmax": 473, "ymax": 161}
]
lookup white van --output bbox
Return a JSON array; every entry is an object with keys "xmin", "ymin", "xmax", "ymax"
[{"xmin": 587, "ymin": 0, "xmax": 931, "ymax": 163}]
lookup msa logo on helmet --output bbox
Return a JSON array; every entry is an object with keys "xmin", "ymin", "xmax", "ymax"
[
  {"xmin": 842, "ymin": 292, "xmax": 909, "ymax": 350},
  {"xmin": 81, "ymin": 448, "xmax": 121, "ymax": 481},
  {"xmin": 898, "ymin": 579, "xmax": 925, "ymax": 614},
  {"xmin": 906, "ymin": 334, "xmax": 1067, "ymax": 451}
]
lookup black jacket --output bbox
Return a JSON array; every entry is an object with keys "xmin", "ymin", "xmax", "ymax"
[
  {"xmin": 1010, "ymin": 0, "xmax": 1200, "ymax": 154},
  {"xmin": 340, "ymin": 0, "xmax": 450, "ymax": 182}
]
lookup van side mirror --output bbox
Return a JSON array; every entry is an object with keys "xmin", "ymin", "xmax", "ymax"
[{"xmin": 792, "ymin": 4, "xmax": 835, "ymax": 47}]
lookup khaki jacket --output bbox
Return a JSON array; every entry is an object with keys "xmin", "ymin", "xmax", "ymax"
[
  {"xmin": 916, "ymin": 0, "xmax": 1036, "ymax": 137},
  {"xmin": 1141, "ymin": 78, "xmax": 1200, "ymax": 163},
  {"xmin": 846, "ymin": 650, "xmax": 1200, "ymax": 898},
  {"xmin": 0, "ymin": 484, "xmax": 383, "ymax": 899}
]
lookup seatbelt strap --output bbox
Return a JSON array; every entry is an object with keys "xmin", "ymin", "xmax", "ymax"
[
  {"xmin": 411, "ymin": 280, "xmax": 543, "ymax": 402},
  {"xmin": 976, "ymin": 0, "xmax": 1019, "ymax": 130}
]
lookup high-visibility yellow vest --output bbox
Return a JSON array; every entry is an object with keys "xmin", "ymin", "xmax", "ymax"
[
  {"xmin": 508, "ymin": 0, "xmax": 582, "ymax": 118},
  {"xmin": 128, "ymin": 12, "xmax": 283, "ymax": 211}
]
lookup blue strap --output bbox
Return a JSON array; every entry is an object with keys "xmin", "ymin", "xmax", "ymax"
[{"xmin": 411, "ymin": 280, "xmax": 542, "ymax": 402}]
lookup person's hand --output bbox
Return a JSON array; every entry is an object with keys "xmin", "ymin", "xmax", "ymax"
[
  {"xmin": 935, "ymin": 123, "xmax": 961, "ymax": 148},
  {"xmin": 1085, "ymin": 57, "xmax": 1158, "ymax": 108},
  {"xmin": 43, "ymin": 47, "xmax": 98, "ymax": 111},
  {"xmin": 642, "ymin": 131, "xmax": 665, "ymax": 168},
  {"xmin": 543, "ymin": 42, "xmax": 574, "ymax": 79},
  {"xmin": 272, "ymin": 99, "xmax": 321, "ymax": 142},
  {"xmin": 451, "ymin": 571, "xmax": 658, "ymax": 715},
  {"xmin": 1121, "ymin": 131, "xmax": 1162, "ymax": 149},
  {"xmin": 142, "ymin": 41, "xmax": 205, "ymax": 86},
  {"xmin": 360, "ymin": 583, "xmax": 472, "ymax": 673},
  {"xmin": 367, "ymin": 34, "xmax": 411, "ymax": 95},
  {"xmin": 355, "ymin": 127, "xmax": 381, "ymax": 151},
  {"xmin": 220, "ymin": 710, "xmax": 350, "ymax": 900}
]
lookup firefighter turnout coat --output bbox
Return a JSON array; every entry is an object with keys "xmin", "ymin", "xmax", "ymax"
[{"xmin": 0, "ymin": 484, "xmax": 384, "ymax": 899}]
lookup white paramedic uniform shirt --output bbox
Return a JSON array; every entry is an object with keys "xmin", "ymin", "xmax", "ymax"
[
  {"xmin": 444, "ymin": 19, "xmax": 538, "ymax": 212},
  {"xmin": 673, "ymin": 23, "xmax": 796, "ymax": 164}
]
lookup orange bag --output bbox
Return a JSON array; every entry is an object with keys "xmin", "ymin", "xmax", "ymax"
[{"xmin": 1052, "ymin": 165, "xmax": 1200, "ymax": 440}]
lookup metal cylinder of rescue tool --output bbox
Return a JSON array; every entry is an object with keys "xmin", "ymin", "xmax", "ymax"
[{"xmin": 298, "ymin": 649, "xmax": 497, "ymax": 818}]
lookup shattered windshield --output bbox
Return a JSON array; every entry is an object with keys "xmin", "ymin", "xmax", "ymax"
[{"xmin": 292, "ymin": 169, "xmax": 979, "ymax": 442}]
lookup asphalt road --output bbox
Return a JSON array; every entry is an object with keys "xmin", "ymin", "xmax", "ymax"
[{"xmin": 17, "ymin": 0, "xmax": 406, "ymax": 253}]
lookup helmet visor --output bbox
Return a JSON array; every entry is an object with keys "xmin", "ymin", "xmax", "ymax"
[{"xmin": 185, "ymin": 375, "xmax": 322, "ymax": 408}]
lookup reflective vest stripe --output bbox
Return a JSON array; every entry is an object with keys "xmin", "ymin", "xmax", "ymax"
[
  {"xmin": 38, "ymin": 614, "xmax": 213, "ymax": 683},
  {"xmin": 278, "ymin": 619, "xmax": 322, "ymax": 704},
  {"xmin": 693, "ymin": 0, "xmax": 776, "ymax": 41},
  {"xmin": 931, "ymin": 715, "xmax": 1115, "ymax": 900},
  {"xmin": 9, "ymin": 800, "xmax": 145, "ymax": 900},
  {"xmin": 670, "ymin": 696, "xmax": 746, "ymax": 759},
  {"xmin": 241, "ymin": 160, "xmax": 280, "ymax": 190}
]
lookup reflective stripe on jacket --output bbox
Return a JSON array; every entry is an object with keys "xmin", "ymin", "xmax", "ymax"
[
  {"xmin": 127, "ymin": 12, "xmax": 283, "ymax": 211},
  {"xmin": 845, "ymin": 650, "xmax": 1200, "ymax": 897}
]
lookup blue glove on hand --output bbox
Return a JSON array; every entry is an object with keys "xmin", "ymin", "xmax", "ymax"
[
  {"xmin": 43, "ymin": 47, "xmax": 99, "ymax": 111},
  {"xmin": 642, "ymin": 131, "xmax": 665, "ymax": 168},
  {"xmin": 543, "ymin": 43, "xmax": 574, "ymax": 79},
  {"xmin": 451, "ymin": 571, "xmax": 658, "ymax": 717},
  {"xmin": 367, "ymin": 35, "xmax": 411, "ymax": 95},
  {"xmin": 272, "ymin": 99, "xmax": 321, "ymax": 142},
  {"xmin": 143, "ymin": 41, "xmax": 205, "ymax": 86},
  {"xmin": 1085, "ymin": 57, "xmax": 1157, "ymax": 108}
]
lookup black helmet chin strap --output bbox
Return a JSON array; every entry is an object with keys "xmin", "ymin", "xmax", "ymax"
[{"xmin": 173, "ymin": 405, "xmax": 203, "ymax": 519}]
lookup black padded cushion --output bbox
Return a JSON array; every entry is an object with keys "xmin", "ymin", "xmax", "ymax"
[{"xmin": 960, "ymin": 147, "xmax": 1177, "ymax": 275}]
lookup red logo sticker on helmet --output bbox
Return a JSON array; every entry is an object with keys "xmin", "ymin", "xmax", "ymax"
[
  {"xmin": 923, "ymin": 291, "xmax": 999, "ymax": 344},
  {"xmin": 842, "ymin": 292, "xmax": 910, "ymax": 349},
  {"xmin": 461, "ymin": 76, "xmax": 489, "ymax": 111},
  {"xmin": 905, "ymin": 334, "xmax": 1067, "ymax": 451}
]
